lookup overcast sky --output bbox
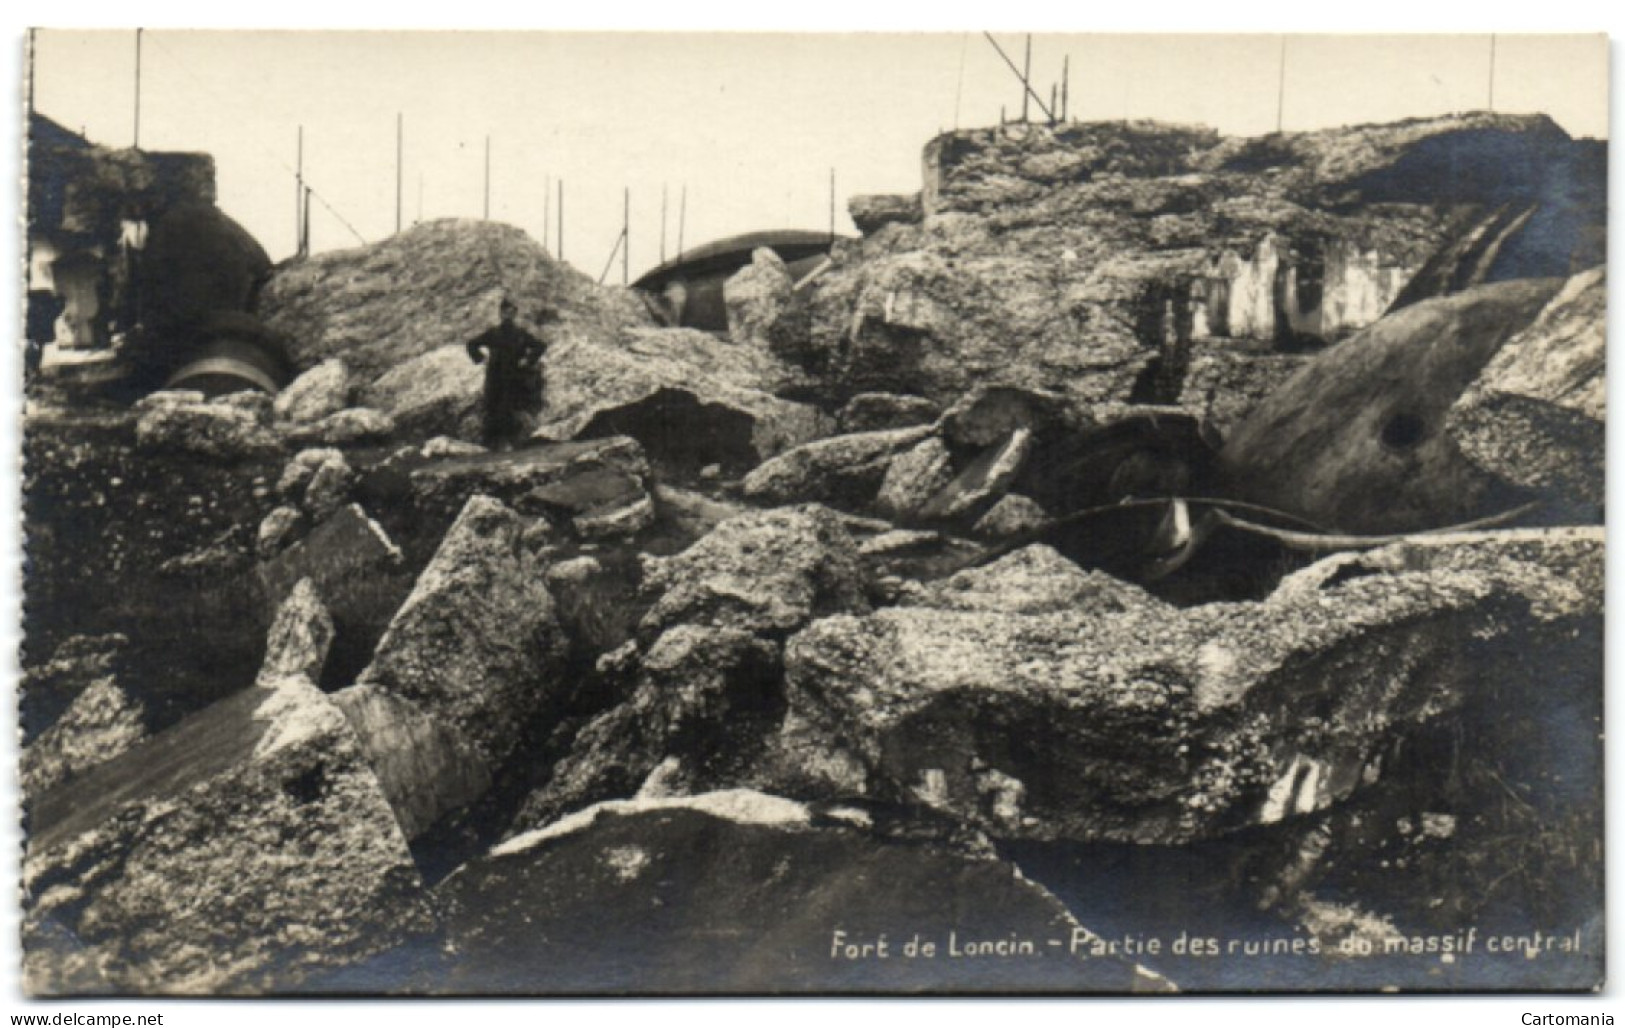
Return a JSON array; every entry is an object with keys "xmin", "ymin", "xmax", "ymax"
[{"xmin": 28, "ymin": 30, "xmax": 1607, "ymax": 279}]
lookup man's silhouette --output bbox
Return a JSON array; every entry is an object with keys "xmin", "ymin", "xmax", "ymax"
[{"xmin": 466, "ymin": 298, "xmax": 548, "ymax": 447}]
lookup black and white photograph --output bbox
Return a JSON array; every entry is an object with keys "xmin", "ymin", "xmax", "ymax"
[{"xmin": 8, "ymin": 22, "xmax": 1609, "ymax": 1003}]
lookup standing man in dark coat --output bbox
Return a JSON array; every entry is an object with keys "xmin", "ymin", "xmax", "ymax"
[{"xmin": 467, "ymin": 297, "xmax": 549, "ymax": 447}]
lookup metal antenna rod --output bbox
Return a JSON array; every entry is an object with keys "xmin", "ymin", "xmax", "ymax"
[
  {"xmin": 597, "ymin": 229, "xmax": 625, "ymax": 285},
  {"xmin": 660, "ymin": 183, "xmax": 669, "ymax": 264},
  {"xmin": 1061, "ymin": 54, "xmax": 1069, "ymax": 122},
  {"xmin": 395, "ymin": 113, "xmax": 403, "ymax": 234},
  {"xmin": 1276, "ymin": 37, "xmax": 1287, "ymax": 134},
  {"xmin": 952, "ymin": 32, "xmax": 968, "ymax": 131},
  {"xmin": 622, "ymin": 188, "xmax": 630, "ymax": 285},
  {"xmin": 828, "ymin": 168, "xmax": 836, "ymax": 242},
  {"xmin": 296, "ymin": 126, "xmax": 303, "ymax": 252},
  {"xmin": 133, "ymin": 28, "xmax": 143, "ymax": 148},
  {"xmin": 302, "ymin": 186, "xmax": 312, "ymax": 257},
  {"xmin": 982, "ymin": 33, "xmax": 1055, "ymax": 123},
  {"xmin": 1021, "ymin": 34, "xmax": 1031, "ymax": 122}
]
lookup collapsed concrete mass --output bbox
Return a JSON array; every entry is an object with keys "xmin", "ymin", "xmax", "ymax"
[{"xmin": 18, "ymin": 107, "xmax": 1606, "ymax": 995}]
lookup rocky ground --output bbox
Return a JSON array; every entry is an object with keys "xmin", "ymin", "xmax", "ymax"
[{"xmin": 19, "ymin": 113, "xmax": 1605, "ymax": 995}]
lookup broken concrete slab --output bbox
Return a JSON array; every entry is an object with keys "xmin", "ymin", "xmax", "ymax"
[
  {"xmin": 134, "ymin": 396, "xmax": 284, "ymax": 462},
  {"xmin": 406, "ymin": 436, "xmax": 652, "ymax": 538},
  {"xmin": 533, "ymin": 327, "xmax": 831, "ymax": 471},
  {"xmin": 723, "ymin": 247, "xmax": 793, "ymax": 346},
  {"xmin": 256, "ymin": 505, "xmax": 305, "ymax": 558},
  {"xmin": 437, "ymin": 790, "xmax": 1173, "ymax": 994},
  {"xmin": 775, "ymin": 528, "xmax": 1600, "ymax": 845},
  {"xmin": 874, "ymin": 435, "xmax": 955, "ymax": 520},
  {"xmin": 508, "ymin": 625, "xmax": 784, "ymax": 834},
  {"xmin": 849, "ymin": 192, "xmax": 923, "ymax": 235},
  {"xmin": 331, "ymin": 683, "xmax": 493, "ymax": 841},
  {"xmin": 918, "ymin": 427, "xmax": 1033, "ymax": 521},
  {"xmin": 273, "ymin": 358, "xmax": 352, "ymax": 425},
  {"xmin": 21, "ymin": 675, "xmax": 147, "ymax": 799},
  {"xmin": 1445, "ymin": 267, "xmax": 1605, "ymax": 513},
  {"xmin": 277, "ymin": 447, "xmax": 349, "ymax": 498},
  {"xmin": 356, "ymin": 495, "xmax": 569, "ymax": 771},
  {"xmin": 638, "ymin": 505, "xmax": 871, "ymax": 640},
  {"xmin": 972, "ymin": 493, "xmax": 1050, "ymax": 539},
  {"xmin": 836, "ymin": 391, "xmax": 941, "ymax": 434},
  {"xmin": 23, "ymin": 677, "xmax": 437, "ymax": 994},
  {"xmin": 258, "ymin": 578, "xmax": 335, "ymax": 684},
  {"xmin": 258, "ymin": 503, "xmax": 405, "ymax": 617},
  {"xmin": 364, "ymin": 344, "xmax": 486, "ymax": 441},
  {"xmin": 740, "ymin": 424, "xmax": 935, "ymax": 508},
  {"xmin": 281, "ymin": 407, "xmax": 397, "ymax": 448}
]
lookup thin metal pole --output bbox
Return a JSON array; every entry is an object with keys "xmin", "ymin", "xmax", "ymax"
[
  {"xmin": 395, "ymin": 113, "xmax": 403, "ymax": 234},
  {"xmin": 302, "ymin": 186, "xmax": 312, "ymax": 257},
  {"xmin": 1276, "ymin": 37, "xmax": 1287, "ymax": 134},
  {"xmin": 1049, "ymin": 84, "xmax": 1058, "ymax": 127},
  {"xmin": 597, "ymin": 230, "xmax": 624, "ymax": 285},
  {"xmin": 1062, "ymin": 55, "xmax": 1069, "ymax": 122},
  {"xmin": 677, "ymin": 185, "xmax": 687, "ymax": 258},
  {"xmin": 952, "ymin": 32, "xmax": 968, "ymax": 130},
  {"xmin": 1021, "ymin": 34, "xmax": 1031, "ymax": 122},
  {"xmin": 483, "ymin": 135, "xmax": 491, "ymax": 219},
  {"xmin": 295, "ymin": 126, "xmax": 303, "ymax": 252},
  {"xmin": 622, "ymin": 187, "xmax": 630, "ymax": 285},
  {"xmin": 1488, "ymin": 35, "xmax": 1497, "ymax": 110},
  {"xmin": 133, "ymin": 28, "xmax": 143, "ymax": 149},
  {"xmin": 828, "ymin": 168, "xmax": 835, "ymax": 242},
  {"xmin": 660, "ymin": 183, "xmax": 669, "ymax": 264},
  {"xmin": 982, "ymin": 33, "xmax": 1055, "ymax": 123}
]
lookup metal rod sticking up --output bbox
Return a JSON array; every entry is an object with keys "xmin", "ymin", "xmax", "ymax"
[
  {"xmin": 295, "ymin": 126, "xmax": 304, "ymax": 253},
  {"xmin": 301, "ymin": 186, "xmax": 312, "ymax": 258},
  {"xmin": 1062, "ymin": 54, "xmax": 1069, "ymax": 121},
  {"xmin": 953, "ymin": 33, "xmax": 968, "ymax": 130},
  {"xmin": 395, "ymin": 113, "xmax": 403, "ymax": 234},
  {"xmin": 828, "ymin": 168, "xmax": 836, "ymax": 243},
  {"xmin": 597, "ymin": 229, "xmax": 625, "ymax": 285},
  {"xmin": 1276, "ymin": 37, "xmax": 1287, "ymax": 134},
  {"xmin": 982, "ymin": 33, "xmax": 1055, "ymax": 123},
  {"xmin": 660, "ymin": 183, "xmax": 669, "ymax": 263},
  {"xmin": 1021, "ymin": 34, "xmax": 1032, "ymax": 122},
  {"xmin": 133, "ymin": 28, "xmax": 143, "ymax": 149},
  {"xmin": 622, "ymin": 188, "xmax": 630, "ymax": 285}
]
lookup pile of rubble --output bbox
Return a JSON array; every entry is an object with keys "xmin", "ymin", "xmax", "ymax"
[{"xmin": 20, "ymin": 112, "xmax": 1605, "ymax": 994}]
